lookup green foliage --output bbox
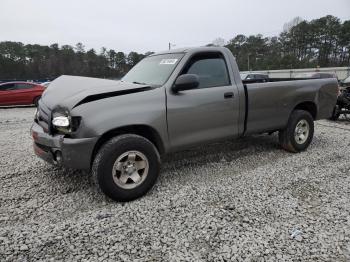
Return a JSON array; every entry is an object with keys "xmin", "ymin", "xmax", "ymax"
[
  {"xmin": 0, "ymin": 42, "xmax": 148, "ymax": 80},
  {"xmin": 225, "ymin": 15, "xmax": 350, "ymax": 71},
  {"xmin": 0, "ymin": 15, "xmax": 349, "ymax": 79}
]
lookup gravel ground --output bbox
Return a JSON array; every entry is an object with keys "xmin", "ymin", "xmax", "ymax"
[{"xmin": 0, "ymin": 107, "xmax": 350, "ymax": 261}]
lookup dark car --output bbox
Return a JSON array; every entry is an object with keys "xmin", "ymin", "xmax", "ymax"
[
  {"xmin": 240, "ymin": 73, "xmax": 269, "ymax": 82},
  {"xmin": 330, "ymin": 77, "xmax": 350, "ymax": 120},
  {"xmin": 0, "ymin": 82, "xmax": 45, "ymax": 106}
]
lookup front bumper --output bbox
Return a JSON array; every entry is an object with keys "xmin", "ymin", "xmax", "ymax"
[{"xmin": 31, "ymin": 122, "xmax": 98, "ymax": 169}]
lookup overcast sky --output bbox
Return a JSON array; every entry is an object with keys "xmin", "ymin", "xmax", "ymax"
[{"xmin": 1, "ymin": 0, "xmax": 349, "ymax": 53}]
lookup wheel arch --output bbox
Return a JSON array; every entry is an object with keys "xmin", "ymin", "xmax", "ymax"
[
  {"xmin": 293, "ymin": 101, "xmax": 317, "ymax": 120},
  {"xmin": 91, "ymin": 124, "xmax": 165, "ymax": 167}
]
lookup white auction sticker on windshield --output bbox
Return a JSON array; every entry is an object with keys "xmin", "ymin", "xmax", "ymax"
[{"xmin": 160, "ymin": 59, "xmax": 178, "ymax": 65}]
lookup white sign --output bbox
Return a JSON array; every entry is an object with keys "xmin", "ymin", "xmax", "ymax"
[{"xmin": 160, "ymin": 59, "xmax": 178, "ymax": 65}]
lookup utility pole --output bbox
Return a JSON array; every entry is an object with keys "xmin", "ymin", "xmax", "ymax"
[
  {"xmin": 248, "ymin": 53, "xmax": 262, "ymax": 72},
  {"xmin": 168, "ymin": 43, "xmax": 176, "ymax": 50},
  {"xmin": 247, "ymin": 53, "xmax": 251, "ymax": 71}
]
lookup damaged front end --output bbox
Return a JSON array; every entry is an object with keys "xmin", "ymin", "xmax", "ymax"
[{"xmin": 31, "ymin": 75, "xmax": 154, "ymax": 169}]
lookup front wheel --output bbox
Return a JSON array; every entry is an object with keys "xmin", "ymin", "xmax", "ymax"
[
  {"xmin": 92, "ymin": 134, "xmax": 160, "ymax": 202},
  {"xmin": 279, "ymin": 110, "xmax": 314, "ymax": 153}
]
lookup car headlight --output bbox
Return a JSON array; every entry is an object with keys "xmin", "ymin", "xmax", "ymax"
[
  {"xmin": 52, "ymin": 111, "xmax": 81, "ymax": 134},
  {"xmin": 52, "ymin": 116, "xmax": 70, "ymax": 127}
]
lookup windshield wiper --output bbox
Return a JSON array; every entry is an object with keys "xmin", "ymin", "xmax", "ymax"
[
  {"xmin": 128, "ymin": 81, "xmax": 160, "ymax": 88},
  {"xmin": 132, "ymin": 81, "xmax": 148, "ymax": 85}
]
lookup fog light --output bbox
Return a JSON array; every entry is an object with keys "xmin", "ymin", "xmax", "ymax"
[{"xmin": 54, "ymin": 151, "xmax": 62, "ymax": 164}]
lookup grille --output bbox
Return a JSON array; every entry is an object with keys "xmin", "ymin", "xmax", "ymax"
[{"xmin": 37, "ymin": 102, "xmax": 52, "ymax": 133}]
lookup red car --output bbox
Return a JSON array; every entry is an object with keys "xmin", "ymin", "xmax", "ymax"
[{"xmin": 0, "ymin": 82, "xmax": 45, "ymax": 106}]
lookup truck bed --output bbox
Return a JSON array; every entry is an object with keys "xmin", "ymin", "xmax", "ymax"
[{"xmin": 244, "ymin": 78, "xmax": 338, "ymax": 135}]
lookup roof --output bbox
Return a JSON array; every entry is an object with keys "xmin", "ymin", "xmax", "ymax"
[
  {"xmin": 151, "ymin": 46, "xmax": 229, "ymax": 56},
  {"xmin": 0, "ymin": 81, "xmax": 37, "ymax": 85}
]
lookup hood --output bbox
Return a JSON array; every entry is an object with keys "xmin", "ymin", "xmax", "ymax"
[{"xmin": 41, "ymin": 75, "xmax": 152, "ymax": 110}]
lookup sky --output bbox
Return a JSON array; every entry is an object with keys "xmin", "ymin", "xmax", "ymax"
[{"xmin": 0, "ymin": 0, "xmax": 349, "ymax": 54}]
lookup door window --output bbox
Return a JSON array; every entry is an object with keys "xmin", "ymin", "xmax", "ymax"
[
  {"xmin": 15, "ymin": 83, "xmax": 34, "ymax": 90},
  {"xmin": 0, "ymin": 83, "xmax": 16, "ymax": 91},
  {"xmin": 182, "ymin": 53, "xmax": 230, "ymax": 89}
]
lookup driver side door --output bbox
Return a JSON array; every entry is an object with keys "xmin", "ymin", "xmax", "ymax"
[{"xmin": 166, "ymin": 52, "xmax": 240, "ymax": 151}]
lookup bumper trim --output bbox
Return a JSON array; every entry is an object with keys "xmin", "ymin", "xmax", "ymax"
[{"xmin": 31, "ymin": 122, "xmax": 98, "ymax": 169}]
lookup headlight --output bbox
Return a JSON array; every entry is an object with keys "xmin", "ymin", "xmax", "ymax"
[
  {"xmin": 52, "ymin": 111, "xmax": 81, "ymax": 134},
  {"xmin": 52, "ymin": 116, "xmax": 70, "ymax": 127}
]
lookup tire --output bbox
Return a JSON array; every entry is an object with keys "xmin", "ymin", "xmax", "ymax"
[
  {"xmin": 278, "ymin": 110, "xmax": 314, "ymax": 153},
  {"xmin": 329, "ymin": 105, "xmax": 340, "ymax": 121},
  {"xmin": 92, "ymin": 134, "xmax": 160, "ymax": 202},
  {"xmin": 33, "ymin": 96, "xmax": 41, "ymax": 107}
]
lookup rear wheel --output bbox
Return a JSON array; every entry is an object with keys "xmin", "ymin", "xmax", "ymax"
[
  {"xmin": 92, "ymin": 134, "xmax": 160, "ymax": 202},
  {"xmin": 33, "ymin": 96, "xmax": 41, "ymax": 107},
  {"xmin": 279, "ymin": 110, "xmax": 314, "ymax": 153}
]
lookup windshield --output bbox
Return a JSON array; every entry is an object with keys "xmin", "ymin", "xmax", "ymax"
[{"xmin": 122, "ymin": 53, "xmax": 184, "ymax": 86}]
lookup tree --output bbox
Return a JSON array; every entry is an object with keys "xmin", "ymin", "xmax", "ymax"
[
  {"xmin": 0, "ymin": 42, "xmax": 148, "ymax": 80},
  {"xmin": 75, "ymin": 42, "xmax": 85, "ymax": 53},
  {"xmin": 0, "ymin": 15, "xmax": 349, "ymax": 80},
  {"xmin": 115, "ymin": 52, "xmax": 127, "ymax": 75},
  {"xmin": 127, "ymin": 52, "xmax": 144, "ymax": 67},
  {"xmin": 283, "ymin": 16, "xmax": 304, "ymax": 32},
  {"xmin": 226, "ymin": 15, "xmax": 350, "ymax": 70},
  {"xmin": 212, "ymin": 37, "xmax": 226, "ymax": 47}
]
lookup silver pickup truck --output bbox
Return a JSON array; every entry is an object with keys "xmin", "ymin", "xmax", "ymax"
[{"xmin": 31, "ymin": 47, "xmax": 338, "ymax": 201}]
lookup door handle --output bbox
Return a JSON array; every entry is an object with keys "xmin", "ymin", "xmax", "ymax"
[{"xmin": 224, "ymin": 92, "xmax": 234, "ymax": 99}]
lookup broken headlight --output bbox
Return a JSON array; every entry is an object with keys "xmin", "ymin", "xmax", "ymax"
[{"xmin": 52, "ymin": 111, "xmax": 81, "ymax": 134}]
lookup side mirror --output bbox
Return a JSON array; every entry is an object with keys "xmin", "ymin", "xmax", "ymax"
[{"xmin": 172, "ymin": 74, "xmax": 199, "ymax": 92}]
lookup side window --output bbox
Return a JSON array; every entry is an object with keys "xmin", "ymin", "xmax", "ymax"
[
  {"xmin": 0, "ymin": 83, "xmax": 16, "ymax": 91},
  {"xmin": 16, "ymin": 83, "xmax": 33, "ymax": 90},
  {"xmin": 182, "ymin": 53, "xmax": 230, "ymax": 88}
]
